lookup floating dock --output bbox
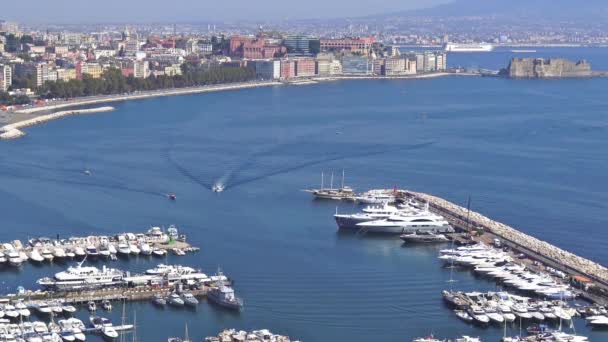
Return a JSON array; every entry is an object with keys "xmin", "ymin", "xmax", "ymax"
[{"xmin": 401, "ymin": 190, "xmax": 608, "ymax": 304}]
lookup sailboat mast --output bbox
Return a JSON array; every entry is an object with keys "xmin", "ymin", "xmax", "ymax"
[
  {"xmin": 321, "ymin": 172, "xmax": 324, "ymax": 189},
  {"xmin": 132, "ymin": 310, "xmax": 137, "ymax": 342},
  {"xmin": 341, "ymin": 169, "xmax": 345, "ymax": 189},
  {"xmin": 330, "ymin": 172, "xmax": 334, "ymax": 190}
]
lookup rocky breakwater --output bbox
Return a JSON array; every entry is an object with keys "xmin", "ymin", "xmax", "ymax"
[
  {"xmin": 406, "ymin": 190, "xmax": 608, "ymax": 285},
  {"xmin": 505, "ymin": 58, "xmax": 592, "ymax": 78},
  {"xmin": 0, "ymin": 106, "xmax": 115, "ymax": 140}
]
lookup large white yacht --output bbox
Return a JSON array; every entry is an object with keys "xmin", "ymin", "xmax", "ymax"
[
  {"xmin": 334, "ymin": 203, "xmax": 406, "ymax": 229},
  {"xmin": 355, "ymin": 204, "xmax": 454, "ymax": 234},
  {"xmin": 37, "ymin": 261, "xmax": 124, "ymax": 290}
]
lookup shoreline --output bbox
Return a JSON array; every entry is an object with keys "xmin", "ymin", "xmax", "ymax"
[{"xmin": 0, "ymin": 72, "xmax": 474, "ymax": 140}]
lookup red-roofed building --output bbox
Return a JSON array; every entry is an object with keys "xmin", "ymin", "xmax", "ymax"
[{"xmin": 320, "ymin": 37, "xmax": 375, "ymax": 55}]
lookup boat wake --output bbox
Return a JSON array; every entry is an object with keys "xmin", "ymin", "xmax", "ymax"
[{"xmin": 227, "ymin": 141, "xmax": 435, "ymax": 189}]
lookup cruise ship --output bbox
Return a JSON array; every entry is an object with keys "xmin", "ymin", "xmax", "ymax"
[
  {"xmin": 37, "ymin": 262, "xmax": 124, "ymax": 290},
  {"xmin": 355, "ymin": 204, "xmax": 454, "ymax": 234},
  {"xmin": 444, "ymin": 43, "xmax": 494, "ymax": 52}
]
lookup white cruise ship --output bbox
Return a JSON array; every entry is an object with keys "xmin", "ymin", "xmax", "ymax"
[
  {"xmin": 444, "ymin": 43, "xmax": 494, "ymax": 52},
  {"xmin": 37, "ymin": 262, "xmax": 124, "ymax": 290}
]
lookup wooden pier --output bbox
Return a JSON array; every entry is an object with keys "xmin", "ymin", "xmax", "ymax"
[{"xmin": 401, "ymin": 190, "xmax": 608, "ymax": 305}]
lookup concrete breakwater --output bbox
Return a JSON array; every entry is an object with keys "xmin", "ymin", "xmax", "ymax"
[
  {"xmin": 0, "ymin": 106, "xmax": 115, "ymax": 140},
  {"xmin": 403, "ymin": 190, "xmax": 608, "ymax": 286}
]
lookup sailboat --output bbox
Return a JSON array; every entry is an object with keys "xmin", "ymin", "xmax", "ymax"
[
  {"xmin": 167, "ymin": 324, "xmax": 191, "ymax": 342},
  {"xmin": 303, "ymin": 170, "xmax": 354, "ymax": 200}
]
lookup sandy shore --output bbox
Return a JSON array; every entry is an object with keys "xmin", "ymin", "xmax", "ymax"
[{"xmin": 0, "ymin": 106, "xmax": 115, "ymax": 140}]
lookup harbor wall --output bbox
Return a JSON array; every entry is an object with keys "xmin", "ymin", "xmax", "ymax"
[
  {"xmin": 508, "ymin": 58, "xmax": 592, "ymax": 78},
  {"xmin": 404, "ymin": 190, "xmax": 608, "ymax": 287}
]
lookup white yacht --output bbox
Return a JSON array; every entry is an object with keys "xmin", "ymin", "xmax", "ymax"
[
  {"xmin": 37, "ymin": 261, "xmax": 124, "ymax": 290},
  {"xmin": 117, "ymin": 243, "xmax": 131, "ymax": 255},
  {"xmin": 29, "ymin": 249, "xmax": 45, "ymax": 263},
  {"xmin": 74, "ymin": 247, "xmax": 86, "ymax": 258},
  {"xmin": 354, "ymin": 191, "xmax": 396, "ymax": 204},
  {"xmin": 7, "ymin": 250, "xmax": 23, "ymax": 267},
  {"xmin": 356, "ymin": 205, "xmax": 454, "ymax": 234},
  {"xmin": 139, "ymin": 242, "xmax": 152, "ymax": 255},
  {"xmin": 129, "ymin": 244, "xmax": 140, "ymax": 255},
  {"xmin": 334, "ymin": 203, "xmax": 405, "ymax": 229},
  {"xmin": 41, "ymin": 248, "xmax": 54, "ymax": 261},
  {"xmin": 53, "ymin": 247, "xmax": 66, "ymax": 258}
]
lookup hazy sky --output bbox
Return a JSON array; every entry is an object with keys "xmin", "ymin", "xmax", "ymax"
[{"xmin": 3, "ymin": 0, "xmax": 451, "ymax": 23}]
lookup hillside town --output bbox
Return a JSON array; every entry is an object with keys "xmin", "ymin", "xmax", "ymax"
[{"xmin": 0, "ymin": 20, "xmax": 448, "ymax": 108}]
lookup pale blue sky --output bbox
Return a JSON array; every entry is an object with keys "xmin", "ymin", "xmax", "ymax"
[{"xmin": 3, "ymin": 0, "xmax": 451, "ymax": 22}]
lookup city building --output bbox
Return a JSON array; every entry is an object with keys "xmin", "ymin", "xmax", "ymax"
[
  {"xmin": 36, "ymin": 63, "xmax": 50, "ymax": 86},
  {"xmin": 229, "ymin": 35, "xmax": 286, "ymax": 59},
  {"xmin": 0, "ymin": 65, "xmax": 12, "ymax": 92},
  {"xmin": 254, "ymin": 60, "xmax": 281, "ymax": 80},
  {"xmin": 384, "ymin": 58, "xmax": 406, "ymax": 76},
  {"xmin": 164, "ymin": 64, "xmax": 182, "ymax": 77},
  {"xmin": 133, "ymin": 60, "xmax": 149, "ymax": 78},
  {"xmin": 294, "ymin": 58, "xmax": 315, "ymax": 77},
  {"xmin": 0, "ymin": 20, "xmax": 18, "ymax": 34},
  {"xmin": 284, "ymin": 35, "xmax": 313, "ymax": 55},
  {"xmin": 341, "ymin": 55, "xmax": 371, "ymax": 75},
  {"xmin": 320, "ymin": 37, "xmax": 374, "ymax": 55},
  {"xmin": 76, "ymin": 62, "xmax": 103, "ymax": 80},
  {"xmin": 56, "ymin": 68, "xmax": 77, "ymax": 81},
  {"xmin": 280, "ymin": 59, "xmax": 296, "ymax": 79}
]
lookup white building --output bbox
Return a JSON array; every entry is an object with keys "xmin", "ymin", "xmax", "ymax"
[
  {"xmin": 0, "ymin": 65, "xmax": 12, "ymax": 92},
  {"xmin": 133, "ymin": 60, "xmax": 149, "ymax": 79}
]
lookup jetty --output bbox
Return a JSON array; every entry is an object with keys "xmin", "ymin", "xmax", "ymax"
[
  {"xmin": 401, "ymin": 190, "xmax": 608, "ymax": 304},
  {"xmin": 0, "ymin": 106, "xmax": 115, "ymax": 140}
]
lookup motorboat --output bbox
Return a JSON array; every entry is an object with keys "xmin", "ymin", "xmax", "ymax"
[
  {"xmin": 89, "ymin": 316, "xmax": 112, "ymax": 329},
  {"xmin": 128, "ymin": 244, "xmax": 140, "ymax": 255},
  {"xmin": 139, "ymin": 243, "xmax": 152, "ymax": 255},
  {"xmin": 107, "ymin": 245, "xmax": 117, "ymax": 255},
  {"xmin": 152, "ymin": 248, "xmax": 166, "ymax": 257},
  {"xmin": 356, "ymin": 204, "xmax": 454, "ymax": 234},
  {"xmin": 167, "ymin": 193, "xmax": 177, "ymax": 200},
  {"xmin": 73, "ymin": 247, "xmax": 86, "ymax": 258},
  {"xmin": 454, "ymin": 310, "xmax": 473, "ymax": 322},
  {"xmin": 35, "ymin": 303, "xmax": 54, "ymax": 315},
  {"xmin": 101, "ymin": 300, "xmax": 112, "ymax": 311},
  {"xmin": 117, "ymin": 243, "xmax": 130, "ymax": 255},
  {"xmin": 207, "ymin": 270, "xmax": 243, "ymax": 311},
  {"xmin": 87, "ymin": 301, "xmax": 96, "ymax": 312},
  {"xmin": 7, "ymin": 250, "xmax": 23, "ymax": 267},
  {"xmin": 466, "ymin": 306, "xmax": 490, "ymax": 324},
  {"xmin": 168, "ymin": 293, "xmax": 184, "ymax": 307},
  {"xmin": 400, "ymin": 232, "xmax": 449, "ymax": 243},
  {"xmin": 333, "ymin": 203, "xmax": 403, "ymax": 229},
  {"xmin": 102, "ymin": 326, "xmax": 118, "ymax": 340},
  {"xmin": 3, "ymin": 305, "xmax": 19, "ymax": 318},
  {"xmin": 212, "ymin": 184, "xmax": 224, "ymax": 193},
  {"xmin": 98, "ymin": 246, "xmax": 111, "ymax": 258},
  {"xmin": 41, "ymin": 248, "xmax": 55, "ymax": 261},
  {"xmin": 484, "ymin": 307, "xmax": 505, "ymax": 323},
  {"xmin": 29, "ymin": 249, "xmax": 45, "ymax": 263},
  {"xmin": 62, "ymin": 305, "xmax": 77, "ymax": 314},
  {"xmin": 53, "ymin": 248, "xmax": 67, "ymax": 258},
  {"xmin": 85, "ymin": 245, "xmax": 98, "ymax": 258},
  {"xmin": 151, "ymin": 294, "xmax": 166, "ymax": 306},
  {"xmin": 182, "ymin": 293, "xmax": 199, "ymax": 307}
]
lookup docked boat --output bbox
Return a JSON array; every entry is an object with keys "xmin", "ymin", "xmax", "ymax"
[
  {"xmin": 107, "ymin": 245, "xmax": 117, "ymax": 255},
  {"xmin": 0, "ymin": 252, "xmax": 6, "ymax": 263},
  {"xmin": 455, "ymin": 310, "xmax": 474, "ymax": 322},
  {"xmin": 304, "ymin": 171, "xmax": 354, "ymax": 200},
  {"xmin": 98, "ymin": 246, "xmax": 111, "ymax": 258},
  {"xmin": 400, "ymin": 232, "xmax": 449, "ymax": 243},
  {"xmin": 151, "ymin": 294, "xmax": 166, "ymax": 306},
  {"xmin": 62, "ymin": 305, "xmax": 77, "ymax": 314},
  {"xmin": 7, "ymin": 250, "xmax": 23, "ymax": 267},
  {"xmin": 53, "ymin": 248, "xmax": 67, "ymax": 259},
  {"xmin": 168, "ymin": 293, "xmax": 184, "ymax": 307},
  {"xmin": 74, "ymin": 247, "xmax": 86, "ymax": 258},
  {"xmin": 128, "ymin": 244, "xmax": 140, "ymax": 255},
  {"xmin": 29, "ymin": 249, "xmax": 45, "ymax": 263},
  {"xmin": 334, "ymin": 203, "xmax": 403, "ymax": 229},
  {"xmin": 467, "ymin": 306, "xmax": 490, "ymax": 324},
  {"xmin": 37, "ymin": 261, "xmax": 125, "ymax": 290},
  {"xmin": 207, "ymin": 270, "xmax": 243, "ymax": 311},
  {"xmin": 101, "ymin": 300, "xmax": 112, "ymax": 311},
  {"xmin": 85, "ymin": 245, "xmax": 99, "ymax": 258},
  {"xmin": 102, "ymin": 326, "xmax": 118, "ymax": 340},
  {"xmin": 139, "ymin": 243, "xmax": 152, "ymax": 255},
  {"xmin": 354, "ymin": 191, "xmax": 396, "ymax": 204},
  {"xmin": 117, "ymin": 243, "xmax": 130, "ymax": 255},
  {"xmin": 88, "ymin": 301, "xmax": 96, "ymax": 312},
  {"xmin": 89, "ymin": 316, "xmax": 111, "ymax": 329},
  {"xmin": 356, "ymin": 204, "xmax": 454, "ymax": 234},
  {"xmin": 41, "ymin": 248, "xmax": 55, "ymax": 261},
  {"xmin": 152, "ymin": 248, "xmax": 166, "ymax": 257},
  {"xmin": 182, "ymin": 293, "xmax": 199, "ymax": 307}
]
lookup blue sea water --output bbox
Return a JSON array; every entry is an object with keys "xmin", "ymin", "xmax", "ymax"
[{"xmin": 1, "ymin": 48, "xmax": 608, "ymax": 341}]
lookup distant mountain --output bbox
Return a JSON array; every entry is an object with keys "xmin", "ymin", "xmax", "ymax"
[{"xmin": 393, "ymin": 0, "xmax": 608, "ymax": 19}]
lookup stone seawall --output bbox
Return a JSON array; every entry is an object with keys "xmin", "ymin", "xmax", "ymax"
[{"xmin": 0, "ymin": 106, "xmax": 115, "ymax": 140}]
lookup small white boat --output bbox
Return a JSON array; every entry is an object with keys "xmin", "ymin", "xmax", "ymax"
[
  {"xmin": 64, "ymin": 249, "xmax": 76, "ymax": 258},
  {"xmin": 4, "ymin": 305, "xmax": 19, "ymax": 318},
  {"xmin": 98, "ymin": 246, "xmax": 111, "ymax": 258},
  {"xmin": 41, "ymin": 248, "xmax": 55, "ymax": 261},
  {"xmin": 129, "ymin": 244, "xmax": 140, "ymax": 255},
  {"xmin": 117, "ymin": 243, "xmax": 130, "ymax": 255},
  {"xmin": 87, "ymin": 301, "xmax": 96, "ymax": 312},
  {"xmin": 139, "ymin": 243, "xmax": 152, "ymax": 255},
  {"xmin": 107, "ymin": 245, "xmax": 117, "ymax": 255},
  {"xmin": 455, "ymin": 310, "xmax": 473, "ymax": 322},
  {"xmin": 101, "ymin": 300, "xmax": 112, "ymax": 311},
  {"xmin": 29, "ymin": 249, "xmax": 45, "ymax": 263},
  {"xmin": 36, "ymin": 303, "xmax": 53, "ymax": 315},
  {"xmin": 102, "ymin": 326, "xmax": 118, "ymax": 339},
  {"xmin": 152, "ymin": 248, "xmax": 166, "ymax": 257},
  {"xmin": 74, "ymin": 247, "xmax": 86, "ymax": 258},
  {"xmin": 589, "ymin": 315, "xmax": 608, "ymax": 327},
  {"xmin": 85, "ymin": 245, "xmax": 99, "ymax": 258},
  {"xmin": 53, "ymin": 248, "xmax": 66, "ymax": 258},
  {"xmin": 7, "ymin": 250, "xmax": 23, "ymax": 267},
  {"xmin": 62, "ymin": 305, "xmax": 77, "ymax": 314}
]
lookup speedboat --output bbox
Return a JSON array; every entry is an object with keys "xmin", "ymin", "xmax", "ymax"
[
  {"xmin": 7, "ymin": 250, "xmax": 23, "ymax": 267},
  {"xmin": 29, "ymin": 249, "xmax": 45, "ymax": 263},
  {"xmin": 41, "ymin": 248, "xmax": 55, "ymax": 261},
  {"xmin": 74, "ymin": 247, "xmax": 86, "ymax": 258},
  {"xmin": 212, "ymin": 184, "xmax": 224, "ymax": 193},
  {"xmin": 101, "ymin": 300, "xmax": 112, "ymax": 311},
  {"xmin": 98, "ymin": 246, "xmax": 111, "ymax": 258},
  {"xmin": 107, "ymin": 245, "xmax": 117, "ymax": 255},
  {"xmin": 466, "ymin": 306, "xmax": 490, "ymax": 324},
  {"xmin": 454, "ymin": 310, "xmax": 473, "ymax": 322},
  {"xmin": 62, "ymin": 305, "xmax": 77, "ymax": 314},
  {"xmin": 128, "ymin": 244, "xmax": 140, "ymax": 255},
  {"xmin": 85, "ymin": 245, "xmax": 98, "ymax": 258},
  {"xmin": 400, "ymin": 232, "xmax": 449, "ymax": 243},
  {"xmin": 152, "ymin": 248, "xmax": 166, "ymax": 257},
  {"xmin": 117, "ymin": 243, "xmax": 130, "ymax": 255},
  {"xmin": 102, "ymin": 326, "xmax": 118, "ymax": 340},
  {"xmin": 167, "ymin": 193, "xmax": 177, "ymax": 200},
  {"xmin": 89, "ymin": 316, "xmax": 112, "ymax": 329},
  {"xmin": 168, "ymin": 293, "xmax": 184, "ymax": 307},
  {"xmin": 182, "ymin": 293, "xmax": 199, "ymax": 307},
  {"xmin": 151, "ymin": 294, "xmax": 166, "ymax": 306},
  {"xmin": 139, "ymin": 243, "xmax": 152, "ymax": 255},
  {"xmin": 53, "ymin": 248, "xmax": 67, "ymax": 259}
]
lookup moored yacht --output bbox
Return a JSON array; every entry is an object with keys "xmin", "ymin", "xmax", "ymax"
[
  {"xmin": 37, "ymin": 260, "xmax": 125, "ymax": 290},
  {"xmin": 356, "ymin": 205, "xmax": 454, "ymax": 234}
]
